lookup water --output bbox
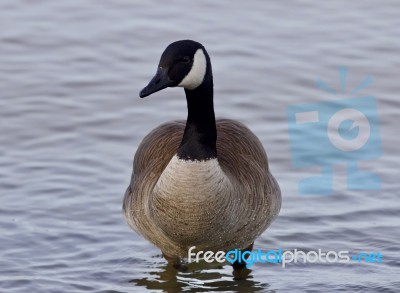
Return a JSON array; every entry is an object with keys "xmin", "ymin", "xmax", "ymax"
[{"xmin": 1, "ymin": 0, "xmax": 399, "ymax": 292}]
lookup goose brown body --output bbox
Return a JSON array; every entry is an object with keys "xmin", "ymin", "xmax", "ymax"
[{"xmin": 123, "ymin": 119, "xmax": 281, "ymax": 258}]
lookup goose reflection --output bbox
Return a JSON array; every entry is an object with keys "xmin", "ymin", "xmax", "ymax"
[{"xmin": 129, "ymin": 258, "xmax": 274, "ymax": 293}]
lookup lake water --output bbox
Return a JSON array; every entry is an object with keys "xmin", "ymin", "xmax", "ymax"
[{"xmin": 0, "ymin": 0, "xmax": 399, "ymax": 292}]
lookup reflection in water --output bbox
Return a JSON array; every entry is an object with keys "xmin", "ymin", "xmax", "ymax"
[{"xmin": 130, "ymin": 259, "xmax": 273, "ymax": 292}]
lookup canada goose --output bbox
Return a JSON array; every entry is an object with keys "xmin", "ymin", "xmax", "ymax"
[{"xmin": 123, "ymin": 40, "xmax": 281, "ymax": 269}]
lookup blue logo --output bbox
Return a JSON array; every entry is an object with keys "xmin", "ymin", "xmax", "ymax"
[{"xmin": 287, "ymin": 68, "xmax": 381, "ymax": 195}]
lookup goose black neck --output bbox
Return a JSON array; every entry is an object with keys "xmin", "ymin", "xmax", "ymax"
[{"xmin": 177, "ymin": 78, "xmax": 217, "ymax": 161}]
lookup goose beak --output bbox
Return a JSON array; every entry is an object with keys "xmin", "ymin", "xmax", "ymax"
[{"xmin": 140, "ymin": 67, "xmax": 175, "ymax": 98}]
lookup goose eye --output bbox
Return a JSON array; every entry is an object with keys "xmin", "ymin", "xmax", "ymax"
[{"xmin": 181, "ymin": 56, "xmax": 191, "ymax": 64}]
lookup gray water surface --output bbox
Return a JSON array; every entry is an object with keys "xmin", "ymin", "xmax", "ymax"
[{"xmin": 1, "ymin": 0, "xmax": 399, "ymax": 292}]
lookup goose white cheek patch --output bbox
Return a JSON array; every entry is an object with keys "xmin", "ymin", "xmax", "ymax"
[{"xmin": 178, "ymin": 49, "xmax": 207, "ymax": 90}]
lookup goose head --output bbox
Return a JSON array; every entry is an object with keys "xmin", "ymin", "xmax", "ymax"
[{"xmin": 140, "ymin": 40, "xmax": 212, "ymax": 98}]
